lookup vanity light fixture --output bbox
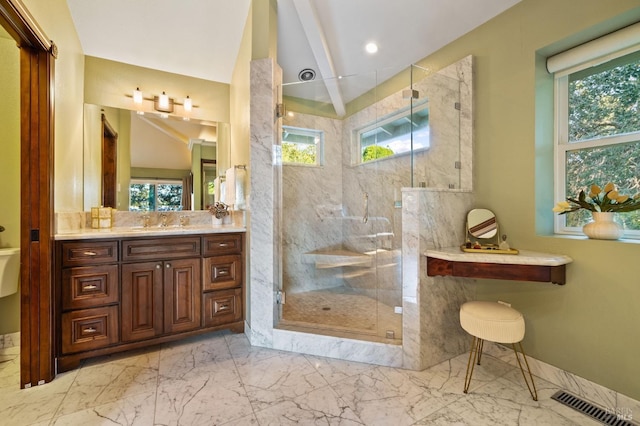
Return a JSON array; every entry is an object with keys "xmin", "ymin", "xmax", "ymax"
[
  {"xmin": 127, "ymin": 88, "xmax": 196, "ymax": 119},
  {"xmin": 154, "ymin": 91, "xmax": 174, "ymax": 113}
]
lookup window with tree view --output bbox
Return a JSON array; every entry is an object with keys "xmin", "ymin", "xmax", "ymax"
[
  {"xmin": 282, "ymin": 126, "xmax": 323, "ymax": 165},
  {"xmin": 357, "ymin": 101, "xmax": 429, "ymax": 164},
  {"xmin": 129, "ymin": 180, "xmax": 183, "ymax": 211},
  {"xmin": 556, "ymin": 50, "xmax": 640, "ymax": 237}
]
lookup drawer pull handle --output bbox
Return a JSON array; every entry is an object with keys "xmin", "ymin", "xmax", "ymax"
[
  {"xmin": 218, "ymin": 243, "xmax": 229, "ymax": 247},
  {"xmin": 218, "ymin": 304, "xmax": 230, "ymax": 311},
  {"xmin": 156, "ymin": 264, "xmax": 161, "ymax": 269},
  {"xmin": 166, "ymin": 263, "xmax": 171, "ymax": 268},
  {"xmin": 83, "ymin": 251, "xmax": 97, "ymax": 256},
  {"xmin": 84, "ymin": 327, "xmax": 97, "ymax": 333},
  {"xmin": 218, "ymin": 270, "xmax": 228, "ymax": 275},
  {"xmin": 83, "ymin": 284, "xmax": 97, "ymax": 290}
]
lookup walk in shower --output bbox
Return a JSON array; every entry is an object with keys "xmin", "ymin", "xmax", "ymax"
[{"xmin": 275, "ymin": 60, "xmax": 468, "ymax": 343}]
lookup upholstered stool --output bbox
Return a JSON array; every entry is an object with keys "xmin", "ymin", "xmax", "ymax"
[{"xmin": 460, "ymin": 301, "xmax": 537, "ymax": 400}]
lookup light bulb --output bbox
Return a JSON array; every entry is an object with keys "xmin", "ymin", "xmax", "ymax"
[
  {"xmin": 133, "ymin": 87, "xmax": 143, "ymax": 104},
  {"xmin": 183, "ymin": 96, "xmax": 192, "ymax": 112},
  {"xmin": 159, "ymin": 92, "xmax": 169, "ymax": 109}
]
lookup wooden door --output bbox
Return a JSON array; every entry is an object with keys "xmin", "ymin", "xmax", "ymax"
[
  {"xmin": 101, "ymin": 114, "xmax": 117, "ymax": 208},
  {"xmin": 163, "ymin": 258, "xmax": 201, "ymax": 333},
  {"xmin": 121, "ymin": 261, "xmax": 163, "ymax": 341},
  {"xmin": 1, "ymin": 0, "xmax": 57, "ymax": 388}
]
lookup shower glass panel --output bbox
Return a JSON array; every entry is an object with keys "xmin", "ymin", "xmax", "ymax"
[{"xmin": 276, "ymin": 64, "xmax": 462, "ymax": 343}]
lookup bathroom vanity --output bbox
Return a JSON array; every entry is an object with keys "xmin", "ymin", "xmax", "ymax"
[{"xmin": 54, "ymin": 227, "xmax": 245, "ymax": 372}]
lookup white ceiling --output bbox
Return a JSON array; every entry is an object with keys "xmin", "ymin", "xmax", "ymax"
[{"xmin": 66, "ymin": 0, "xmax": 521, "ymax": 110}]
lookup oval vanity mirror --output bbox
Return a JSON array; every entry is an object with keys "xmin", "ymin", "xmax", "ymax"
[{"xmin": 467, "ymin": 208, "xmax": 498, "ymax": 239}]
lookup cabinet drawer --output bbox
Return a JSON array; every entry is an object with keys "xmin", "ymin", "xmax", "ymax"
[
  {"xmin": 203, "ymin": 234, "xmax": 243, "ymax": 256},
  {"xmin": 122, "ymin": 237, "xmax": 201, "ymax": 261},
  {"xmin": 61, "ymin": 241, "xmax": 118, "ymax": 266},
  {"xmin": 62, "ymin": 265, "xmax": 119, "ymax": 310},
  {"xmin": 61, "ymin": 306, "xmax": 119, "ymax": 354},
  {"xmin": 203, "ymin": 288, "xmax": 242, "ymax": 327},
  {"xmin": 203, "ymin": 255, "xmax": 242, "ymax": 291}
]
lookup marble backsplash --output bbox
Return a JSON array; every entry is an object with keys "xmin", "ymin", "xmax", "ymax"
[{"xmin": 55, "ymin": 210, "xmax": 245, "ymax": 233}]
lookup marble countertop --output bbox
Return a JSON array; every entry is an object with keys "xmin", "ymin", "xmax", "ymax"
[
  {"xmin": 54, "ymin": 224, "xmax": 246, "ymax": 240},
  {"xmin": 424, "ymin": 247, "xmax": 572, "ymax": 266}
]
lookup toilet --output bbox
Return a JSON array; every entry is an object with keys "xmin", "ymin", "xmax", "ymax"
[{"xmin": 0, "ymin": 247, "xmax": 20, "ymax": 298}]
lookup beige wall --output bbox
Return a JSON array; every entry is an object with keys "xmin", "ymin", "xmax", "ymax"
[
  {"xmin": 413, "ymin": 0, "xmax": 640, "ymax": 399},
  {"xmin": 0, "ymin": 34, "xmax": 21, "ymax": 334},
  {"xmin": 23, "ymin": 0, "xmax": 86, "ymax": 213},
  {"xmin": 84, "ymin": 57, "xmax": 231, "ymax": 125},
  {"xmin": 230, "ymin": 3, "xmax": 253, "ymax": 173}
]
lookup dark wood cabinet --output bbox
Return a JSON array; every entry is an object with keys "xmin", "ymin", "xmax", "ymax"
[
  {"xmin": 121, "ymin": 261, "xmax": 163, "ymax": 341},
  {"xmin": 163, "ymin": 258, "xmax": 201, "ymax": 334},
  {"xmin": 58, "ymin": 241, "xmax": 120, "ymax": 356},
  {"xmin": 55, "ymin": 232, "xmax": 244, "ymax": 372}
]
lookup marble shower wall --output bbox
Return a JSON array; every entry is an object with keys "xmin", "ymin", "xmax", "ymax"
[
  {"xmin": 402, "ymin": 188, "xmax": 476, "ymax": 370},
  {"xmin": 248, "ymin": 58, "xmax": 282, "ymax": 346},
  {"xmin": 282, "ymin": 113, "xmax": 345, "ymax": 294}
]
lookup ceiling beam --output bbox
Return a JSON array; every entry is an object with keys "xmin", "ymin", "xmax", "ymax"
[{"xmin": 292, "ymin": 0, "xmax": 346, "ymax": 117}]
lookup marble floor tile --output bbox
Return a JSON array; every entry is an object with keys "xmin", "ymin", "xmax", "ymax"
[{"xmin": 1, "ymin": 331, "xmax": 637, "ymax": 425}]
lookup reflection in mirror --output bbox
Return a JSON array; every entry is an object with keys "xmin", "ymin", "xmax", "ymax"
[
  {"xmin": 83, "ymin": 104, "xmax": 229, "ymax": 211},
  {"xmin": 467, "ymin": 208, "xmax": 498, "ymax": 239},
  {"xmin": 201, "ymin": 159, "xmax": 217, "ymax": 209}
]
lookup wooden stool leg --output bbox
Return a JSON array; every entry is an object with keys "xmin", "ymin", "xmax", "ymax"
[
  {"xmin": 512, "ymin": 342, "xmax": 538, "ymax": 401},
  {"xmin": 464, "ymin": 336, "xmax": 483, "ymax": 393}
]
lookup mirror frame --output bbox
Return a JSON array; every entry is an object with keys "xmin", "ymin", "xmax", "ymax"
[{"xmin": 466, "ymin": 208, "xmax": 500, "ymax": 246}]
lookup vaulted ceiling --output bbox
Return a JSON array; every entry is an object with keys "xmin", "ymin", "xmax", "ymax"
[{"xmin": 67, "ymin": 0, "xmax": 522, "ymax": 114}]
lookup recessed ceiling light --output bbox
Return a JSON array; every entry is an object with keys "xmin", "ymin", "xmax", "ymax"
[{"xmin": 365, "ymin": 42, "xmax": 378, "ymax": 54}]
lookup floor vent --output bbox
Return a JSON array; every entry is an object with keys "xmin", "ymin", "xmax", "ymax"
[{"xmin": 551, "ymin": 390, "xmax": 636, "ymax": 426}]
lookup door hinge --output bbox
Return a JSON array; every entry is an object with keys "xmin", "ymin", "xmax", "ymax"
[
  {"xmin": 454, "ymin": 102, "xmax": 461, "ymax": 110},
  {"xmin": 276, "ymin": 290, "xmax": 286, "ymax": 305},
  {"xmin": 455, "ymin": 161, "xmax": 462, "ymax": 169}
]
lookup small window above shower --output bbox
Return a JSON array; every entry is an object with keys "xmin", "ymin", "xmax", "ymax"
[
  {"xmin": 281, "ymin": 125, "xmax": 324, "ymax": 166},
  {"xmin": 355, "ymin": 100, "xmax": 430, "ymax": 164}
]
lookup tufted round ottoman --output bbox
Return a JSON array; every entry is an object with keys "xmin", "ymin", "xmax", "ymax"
[{"xmin": 460, "ymin": 301, "xmax": 537, "ymax": 400}]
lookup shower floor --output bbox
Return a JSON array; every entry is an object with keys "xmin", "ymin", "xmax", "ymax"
[{"xmin": 279, "ymin": 286, "xmax": 402, "ymax": 343}]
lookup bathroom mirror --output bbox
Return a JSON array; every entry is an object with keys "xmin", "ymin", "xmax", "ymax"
[
  {"xmin": 465, "ymin": 208, "xmax": 501, "ymax": 249},
  {"xmin": 463, "ymin": 209, "xmax": 518, "ymax": 254},
  {"xmin": 83, "ymin": 104, "xmax": 230, "ymax": 211},
  {"xmin": 467, "ymin": 208, "xmax": 498, "ymax": 239}
]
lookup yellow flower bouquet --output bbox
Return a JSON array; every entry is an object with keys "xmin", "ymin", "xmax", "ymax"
[{"xmin": 553, "ymin": 183, "xmax": 640, "ymax": 214}]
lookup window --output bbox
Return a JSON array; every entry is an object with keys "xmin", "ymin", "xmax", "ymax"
[
  {"xmin": 554, "ymin": 46, "xmax": 640, "ymax": 237},
  {"xmin": 129, "ymin": 179, "xmax": 183, "ymax": 211},
  {"xmin": 282, "ymin": 126, "xmax": 324, "ymax": 166},
  {"xmin": 356, "ymin": 101, "xmax": 429, "ymax": 164}
]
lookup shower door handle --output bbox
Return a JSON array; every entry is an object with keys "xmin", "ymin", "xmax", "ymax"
[{"xmin": 363, "ymin": 192, "xmax": 369, "ymax": 224}]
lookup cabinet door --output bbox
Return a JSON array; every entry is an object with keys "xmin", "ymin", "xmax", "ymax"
[
  {"xmin": 61, "ymin": 306, "xmax": 119, "ymax": 354},
  {"xmin": 121, "ymin": 261, "xmax": 163, "ymax": 341},
  {"xmin": 62, "ymin": 264, "xmax": 119, "ymax": 310},
  {"xmin": 203, "ymin": 234, "xmax": 243, "ymax": 256},
  {"xmin": 203, "ymin": 255, "xmax": 242, "ymax": 291},
  {"xmin": 163, "ymin": 258, "xmax": 202, "ymax": 333},
  {"xmin": 203, "ymin": 288, "xmax": 242, "ymax": 327}
]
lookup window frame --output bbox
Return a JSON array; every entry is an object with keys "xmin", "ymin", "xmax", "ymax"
[
  {"xmin": 353, "ymin": 100, "xmax": 430, "ymax": 165},
  {"xmin": 129, "ymin": 178, "xmax": 184, "ymax": 211},
  {"xmin": 281, "ymin": 125, "xmax": 324, "ymax": 167},
  {"xmin": 553, "ymin": 49, "xmax": 640, "ymax": 239}
]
